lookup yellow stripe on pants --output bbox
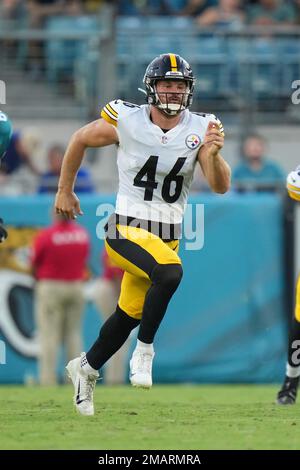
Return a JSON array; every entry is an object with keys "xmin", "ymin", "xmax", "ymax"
[{"xmin": 295, "ymin": 275, "xmax": 300, "ymax": 322}]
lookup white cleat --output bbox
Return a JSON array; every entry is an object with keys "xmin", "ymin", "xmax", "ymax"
[
  {"xmin": 129, "ymin": 349, "xmax": 155, "ymax": 389},
  {"xmin": 66, "ymin": 354, "xmax": 99, "ymax": 416}
]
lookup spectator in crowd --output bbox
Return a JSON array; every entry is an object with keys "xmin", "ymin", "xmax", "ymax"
[
  {"xmin": 0, "ymin": 0, "xmax": 24, "ymax": 21},
  {"xmin": 293, "ymin": 0, "xmax": 300, "ymax": 24},
  {"xmin": 0, "ymin": 130, "xmax": 40, "ymax": 177},
  {"xmin": 61, "ymin": 0, "xmax": 111, "ymax": 15},
  {"xmin": 92, "ymin": 249, "xmax": 129, "ymax": 385},
  {"xmin": 117, "ymin": 0, "xmax": 187, "ymax": 15},
  {"xmin": 64, "ymin": 0, "xmax": 85, "ymax": 15},
  {"xmin": 196, "ymin": 0, "xmax": 245, "ymax": 29},
  {"xmin": 181, "ymin": 0, "xmax": 217, "ymax": 16},
  {"xmin": 27, "ymin": 0, "xmax": 65, "ymax": 27},
  {"xmin": 26, "ymin": 0, "xmax": 111, "ymax": 18},
  {"xmin": 38, "ymin": 144, "xmax": 94, "ymax": 193},
  {"xmin": 247, "ymin": 0, "xmax": 296, "ymax": 26},
  {"xmin": 232, "ymin": 133, "xmax": 285, "ymax": 191},
  {"xmin": 68, "ymin": 0, "xmax": 112, "ymax": 15},
  {"xmin": 83, "ymin": 0, "xmax": 111, "ymax": 13},
  {"xmin": 31, "ymin": 211, "xmax": 90, "ymax": 385}
]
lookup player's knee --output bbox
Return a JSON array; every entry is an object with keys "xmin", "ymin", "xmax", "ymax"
[
  {"xmin": 151, "ymin": 263, "xmax": 183, "ymax": 290},
  {"xmin": 117, "ymin": 305, "xmax": 141, "ymax": 328},
  {"xmin": 99, "ymin": 306, "xmax": 140, "ymax": 340}
]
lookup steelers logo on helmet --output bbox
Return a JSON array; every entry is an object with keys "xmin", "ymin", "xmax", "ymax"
[{"xmin": 143, "ymin": 53, "xmax": 195, "ymax": 116}]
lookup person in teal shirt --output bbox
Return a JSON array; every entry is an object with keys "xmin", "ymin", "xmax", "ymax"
[
  {"xmin": 233, "ymin": 133, "xmax": 285, "ymax": 191},
  {"xmin": 0, "ymin": 110, "xmax": 12, "ymax": 160},
  {"xmin": 0, "ymin": 110, "xmax": 13, "ymax": 242},
  {"xmin": 247, "ymin": 0, "xmax": 296, "ymax": 26}
]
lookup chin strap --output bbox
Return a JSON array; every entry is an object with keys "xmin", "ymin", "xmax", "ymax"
[
  {"xmin": 138, "ymin": 87, "xmax": 147, "ymax": 96},
  {"xmin": 154, "ymin": 83, "xmax": 189, "ymax": 116}
]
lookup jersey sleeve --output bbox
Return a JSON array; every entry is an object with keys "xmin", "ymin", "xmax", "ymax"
[{"xmin": 100, "ymin": 100, "xmax": 122, "ymax": 127}]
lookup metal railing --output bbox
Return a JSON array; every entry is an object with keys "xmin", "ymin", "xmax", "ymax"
[
  {"xmin": 117, "ymin": 20, "xmax": 300, "ymax": 129},
  {"xmin": 1, "ymin": 17, "xmax": 300, "ymax": 129},
  {"xmin": 0, "ymin": 6, "xmax": 115, "ymax": 120}
]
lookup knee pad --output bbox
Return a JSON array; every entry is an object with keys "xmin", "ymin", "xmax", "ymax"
[
  {"xmin": 99, "ymin": 306, "xmax": 140, "ymax": 340},
  {"xmin": 151, "ymin": 263, "xmax": 183, "ymax": 290},
  {"xmin": 115, "ymin": 305, "xmax": 140, "ymax": 329}
]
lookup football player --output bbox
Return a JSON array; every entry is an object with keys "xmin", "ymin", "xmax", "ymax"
[
  {"xmin": 0, "ymin": 110, "xmax": 13, "ymax": 243},
  {"xmin": 55, "ymin": 53, "xmax": 231, "ymax": 415},
  {"xmin": 277, "ymin": 167, "xmax": 300, "ymax": 404}
]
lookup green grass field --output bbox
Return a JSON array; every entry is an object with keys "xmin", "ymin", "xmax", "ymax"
[{"xmin": 0, "ymin": 384, "xmax": 299, "ymax": 450}]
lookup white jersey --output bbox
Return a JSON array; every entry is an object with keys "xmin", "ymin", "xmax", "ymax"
[{"xmin": 101, "ymin": 100, "xmax": 224, "ymax": 224}]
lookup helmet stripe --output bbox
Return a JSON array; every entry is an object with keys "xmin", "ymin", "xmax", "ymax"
[{"xmin": 169, "ymin": 53, "xmax": 178, "ymax": 71}]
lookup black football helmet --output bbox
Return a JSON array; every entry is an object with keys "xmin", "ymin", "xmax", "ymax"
[{"xmin": 143, "ymin": 53, "xmax": 195, "ymax": 116}]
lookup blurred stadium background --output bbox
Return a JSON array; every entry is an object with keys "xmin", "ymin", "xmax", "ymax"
[{"xmin": 1, "ymin": 0, "xmax": 300, "ymax": 388}]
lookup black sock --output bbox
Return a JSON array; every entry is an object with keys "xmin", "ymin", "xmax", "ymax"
[
  {"xmin": 287, "ymin": 317, "xmax": 300, "ymax": 367},
  {"xmin": 138, "ymin": 263, "xmax": 183, "ymax": 344},
  {"xmin": 86, "ymin": 306, "xmax": 140, "ymax": 370}
]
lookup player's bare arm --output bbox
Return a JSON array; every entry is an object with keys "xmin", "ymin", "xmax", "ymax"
[
  {"xmin": 55, "ymin": 118, "xmax": 118, "ymax": 219},
  {"xmin": 198, "ymin": 121, "xmax": 231, "ymax": 194}
]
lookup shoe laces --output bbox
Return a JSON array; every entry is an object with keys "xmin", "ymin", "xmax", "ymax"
[{"xmin": 135, "ymin": 351, "xmax": 153, "ymax": 374}]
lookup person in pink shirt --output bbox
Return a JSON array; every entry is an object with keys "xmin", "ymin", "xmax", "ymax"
[{"xmin": 31, "ymin": 212, "xmax": 90, "ymax": 385}]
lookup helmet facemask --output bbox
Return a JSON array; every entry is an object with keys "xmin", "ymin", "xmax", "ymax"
[
  {"xmin": 154, "ymin": 80, "xmax": 192, "ymax": 116},
  {"xmin": 144, "ymin": 76, "xmax": 194, "ymax": 116}
]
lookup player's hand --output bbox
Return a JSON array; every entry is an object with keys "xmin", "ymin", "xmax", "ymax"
[
  {"xmin": 54, "ymin": 190, "xmax": 83, "ymax": 220},
  {"xmin": 0, "ymin": 218, "xmax": 8, "ymax": 243},
  {"xmin": 203, "ymin": 121, "xmax": 224, "ymax": 156}
]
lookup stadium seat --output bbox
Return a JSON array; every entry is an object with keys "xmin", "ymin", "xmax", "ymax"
[
  {"xmin": 277, "ymin": 37, "xmax": 300, "ymax": 97},
  {"xmin": 45, "ymin": 15, "xmax": 99, "ymax": 83}
]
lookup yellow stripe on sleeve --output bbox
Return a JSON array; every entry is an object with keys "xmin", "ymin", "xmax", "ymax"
[
  {"xmin": 106, "ymin": 103, "xmax": 118, "ymax": 118},
  {"xmin": 101, "ymin": 109, "xmax": 117, "ymax": 126}
]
